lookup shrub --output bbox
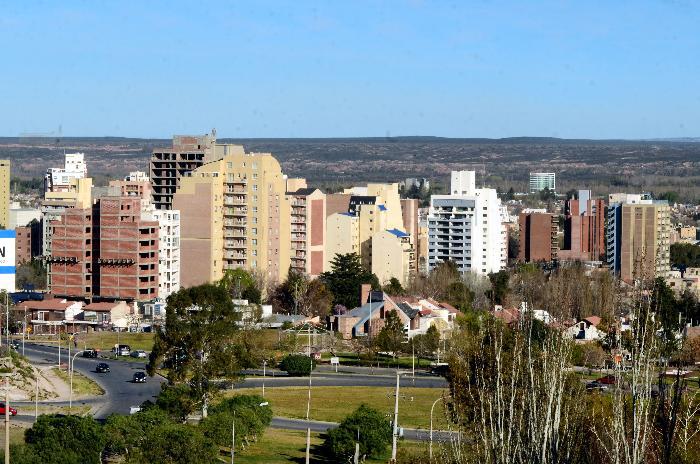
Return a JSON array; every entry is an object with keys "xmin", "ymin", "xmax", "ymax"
[
  {"xmin": 203, "ymin": 395, "xmax": 272, "ymax": 447},
  {"xmin": 322, "ymin": 404, "xmax": 392, "ymax": 461},
  {"xmin": 24, "ymin": 414, "xmax": 105, "ymax": 464},
  {"xmin": 279, "ymin": 354, "xmax": 315, "ymax": 376}
]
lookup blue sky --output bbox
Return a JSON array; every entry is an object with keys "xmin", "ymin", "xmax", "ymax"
[{"xmin": 1, "ymin": 0, "xmax": 699, "ymax": 139}]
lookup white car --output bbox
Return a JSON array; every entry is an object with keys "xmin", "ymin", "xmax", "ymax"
[{"xmin": 130, "ymin": 350, "xmax": 148, "ymax": 359}]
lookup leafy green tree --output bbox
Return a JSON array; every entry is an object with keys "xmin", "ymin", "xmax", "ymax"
[
  {"xmin": 446, "ymin": 280, "xmax": 474, "ymax": 312},
  {"xmin": 651, "ymin": 277, "xmax": 681, "ymax": 350},
  {"xmin": 218, "ymin": 268, "xmax": 261, "ymax": 303},
  {"xmin": 271, "ymin": 268, "xmax": 333, "ymax": 317},
  {"xmin": 23, "ymin": 414, "xmax": 105, "ymax": 464},
  {"xmin": 15, "ymin": 259, "xmax": 47, "ymax": 290},
  {"xmin": 670, "ymin": 242, "xmax": 700, "ymax": 268},
  {"xmin": 376, "ymin": 310, "xmax": 405, "ymax": 361},
  {"xmin": 322, "ymin": 404, "xmax": 392, "ymax": 461},
  {"xmin": 487, "ymin": 270, "xmax": 510, "ymax": 306},
  {"xmin": 279, "ymin": 354, "xmax": 315, "ymax": 376},
  {"xmin": 140, "ymin": 423, "xmax": 216, "ymax": 464},
  {"xmin": 153, "ymin": 383, "xmax": 197, "ymax": 422},
  {"xmin": 382, "ymin": 277, "xmax": 405, "ymax": 296},
  {"xmin": 320, "ymin": 253, "xmax": 380, "ymax": 308},
  {"xmin": 202, "ymin": 395, "xmax": 272, "ymax": 449},
  {"xmin": 103, "ymin": 407, "xmax": 173, "ymax": 459},
  {"xmin": 148, "ymin": 284, "xmax": 242, "ymax": 418}
]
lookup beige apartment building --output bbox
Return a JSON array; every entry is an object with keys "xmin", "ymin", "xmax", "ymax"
[
  {"xmin": 286, "ymin": 179, "xmax": 326, "ymax": 278},
  {"xmin": 173, "ymin": 145, "xmax": 290, "ymax": 287},
  {"xmin": 619, "ymin": 202, "xmax": 671, "ymax": 283},
  {"xmin": 371, "ymin": 229, "xmax": 416, "ymax": 286},
  {"xmin": 325, "ymin": 183, "xmax": 416, "ymax": 286},
  {"xmin": 0, "ymin": 160, "xmax": 10, "ymax": 229}
]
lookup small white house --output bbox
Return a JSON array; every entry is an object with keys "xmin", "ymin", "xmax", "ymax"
[{"xmin": 565, "ymin": 316, "xmax": 606, "ymax": 341}]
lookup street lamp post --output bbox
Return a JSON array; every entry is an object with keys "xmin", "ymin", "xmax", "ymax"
[
  {"xmin": 35, "ymin": 365, "xmax": 56, "ymax": 419},
  {"xmin": 429, "ymin": 397, "xmax": 442, "ymax": 460},
  {"xmin": 22, "ymin": 307, "xmax": 27, "ymax": 357},
  {"xmin": 262, "ymin": 360, "xmax": 266, "ymax": 398},
  {"xmin": 391, "ymin": 370, "xmax": 410, "ymax": 462},
  {"xmin": 69, "ymin": 350, "xmax": 84, "ymax": 410}
]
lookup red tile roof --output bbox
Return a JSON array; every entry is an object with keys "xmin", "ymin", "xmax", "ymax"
[
  {"xmin": 583, "ymin": 316, "xmax": 602, "ymax": 327},
  {"xmin": 17, "ymin": 299, "xmax": 79, "ymax": 311},
  {"xmin": 84, "ymin": 302, "xmax": 122, "ymax": 311}
]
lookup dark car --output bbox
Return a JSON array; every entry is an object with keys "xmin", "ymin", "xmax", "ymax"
[
  {"xmin": 586, "ymin": 381, "xmax": 608, "ymax": 392},
  {"xmin": 133, "ymin": 372, "xmax": 147, "ymax": 383},
  {"xmin": 596, "ymin": 375, "xmax": 617, "ymax": 385},
  {"xmin": 83, "ymin": 349, "xmax": 98, "ymax": 358},
  {"xmin": 9, "ymin": 340, "xmax": 19, "ymax": 351},
  {"xmin": 96, "ymin": 362, "xmax": 110, "ymax": 373},
  {"xmin": 0, "ymin": 403, "xmax": 17, "ymax": 416}
]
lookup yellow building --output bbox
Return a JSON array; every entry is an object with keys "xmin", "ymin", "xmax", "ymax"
[
  {"xmin": 173, "ymin": 145, "xmax": 290, "ymax": 287},
  {"xmin": 371, "ymin": 229, "xmax": 416, "ymax": 287},
  {"xmin": 325, "ymin": 183, "xmax": 412, "ymax": 277},
  {"xmin": 325, "ymin": 212, "xmax": 359, "ymax": 270},
  {"xmin": 620, "ymin": 202, "xmax": 671, "ymax": 283},
  {"xmin": 0, "ymin": 160, "xmax": 10, "ymax": 229}
]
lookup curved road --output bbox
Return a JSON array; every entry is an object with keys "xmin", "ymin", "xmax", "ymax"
[{"xmin": 16, "ymin": 342, "xmax": 165, "ymax": 419}]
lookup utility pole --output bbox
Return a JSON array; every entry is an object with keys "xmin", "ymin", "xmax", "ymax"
[
  {"xmin": 305, "ymin": 324, "xmax": 312, "ymax": 464},
  {"xmin": 4, "ymin": 376, "xmax": 9, "ymax": 464},
  {"xmin": 231, "ymin": 410, "xmax": 235, "ymax": 464},
  {"xmin": 391, "ymin": 371, "xmax": 401, "ymax": 462}
]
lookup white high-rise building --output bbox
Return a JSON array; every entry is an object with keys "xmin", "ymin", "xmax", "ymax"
[
  {"xmin": 529, "ymin": 172, "xmax": 556, "ymax": 193},
  {"xmin": 44, "ymin": 153, "xmax": 87, "ymax": 192},
  {"xmin": 427, "ymin": 171, "xmax": 504, "ymax": 275},
  {"xmin": 151, "ymin": 209, "xmax": 181, "ymax": 299}
]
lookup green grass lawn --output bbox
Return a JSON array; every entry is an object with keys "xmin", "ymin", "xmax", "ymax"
[
  {"xmin": 52, "ymin": 368, "xmax": 105, "ymax": 396},
  {"xmin": 26, "ymin": 332, "xmax": 155, "ymax": 352},
  {"xmin": 226, "ymin": 386, "xmax": 450, "ymax": 430},
  {"xmin": 231, "ymin": 428, "xmax": 426, "ymax": 463}
]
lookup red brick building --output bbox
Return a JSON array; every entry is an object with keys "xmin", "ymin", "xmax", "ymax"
[
  {"xmin": 518, "ymin": 212, "xmax": 559, "ymax": 263},
  {"xmin": 97, "ymin": 197, "xmax": 159, "ymax": 301},
  {"xmin": 47, "ymin": 196, "xmax": 159, "ymax": 302},
  {"xmin": 560, "ymin": 198, "xmax": 606, "ymax": 262}
]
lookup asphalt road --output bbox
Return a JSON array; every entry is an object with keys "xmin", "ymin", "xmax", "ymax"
[
  {"xmin": 16, "ymin": 342, "xmax": 165, "ymax": 419},
  {"xmin": 270, "ymin": 416, "xmax": 457, "ymax": 442}
]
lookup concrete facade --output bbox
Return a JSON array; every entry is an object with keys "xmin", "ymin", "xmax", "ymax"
[
  {"xmin": 287, "ymin": 186, "xmax": 326, "ymax": 278},
  {"xmin": 428, "ymin": 171, "xmax": 504, "ymax": 275},
  {"xmin": 173, "ymin": 146, "xmax": 291, "ymax": 286}
]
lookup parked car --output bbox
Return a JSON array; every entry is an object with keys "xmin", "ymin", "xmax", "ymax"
[
  {"xmin": 0, "ymin": 403, "xmax": 17, "ymax": 416},
  {"xmin": 112, "ymin": 345, "xmax": 131, "ymax": 356},
  {"xmin": 596, "ymin": 375, "xmax": 617, "ymax": 385},
  {"xmin": 96, "ymin": 362, "xmax": 110, "ymax": 373},
  {"xmin": 82, "ymin": 349, "xmax": 98, "ymax": 358},
  {"xmin": 132, "ymin": 372, "xmax": 147, "ymax": 383},
  {"xmin": 130, "ymin": 350, "xmax": 148, "ymax": 359},
  {"xmin": 586, "ymin": 381, "xmax": 608, "ymax": 392}
]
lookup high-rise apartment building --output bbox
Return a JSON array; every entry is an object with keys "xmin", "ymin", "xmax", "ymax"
[
  {"xmin": 42, "ymin": 154, "xmax": 93, "ymax": 291},
  {"xmin": 559, "ymin": 190, "xmax": 606, "ymax": 262},
  {"xmin": 606, "ymin": 196, "xmax": 671, "ymax": 283},
  {"xmin": 286, "ymin": 182, "xmax": 326, "ymax": 278},
  {"xmin": 109, "ymin": 171, "xmax": 152, "ymax": 199},
  {"xmin": 427, "ymin": 171, "xmax": 504, "ymax": 275},
  {"xmin": 371, "ymin": 229, "xmax": 416, "ymax": 286},
  {"xmin": 518, "ymin": 212, "xmax": 558, "ymax": 262},
  {"xmin": 0, "ymin": 160, "xmax": 10, "ymax": 229},
  {"xmin": 44, "ymin": 153, "xmax": 87, "ymax": 193},
  {"xmin": 48, "ymin": 196, "xmax": 160, "ymax": 302},
  {"xmin": 150, "ymin": 209, "xmax": 181, "ymax": 299},
  {"xmin": 529, "ymin": 172, "xmax": 556, "ymax": 193},
  {"xmin": 96, "ymin": 196, "xmax": 159, "ymax": 301},
  {"xmin": 172, "ymin": 145, "xmax": 290, "ymax": 286},
  {"xmin": 150, "ymin": 132, "xmax": 220, "ymax": 210}
]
